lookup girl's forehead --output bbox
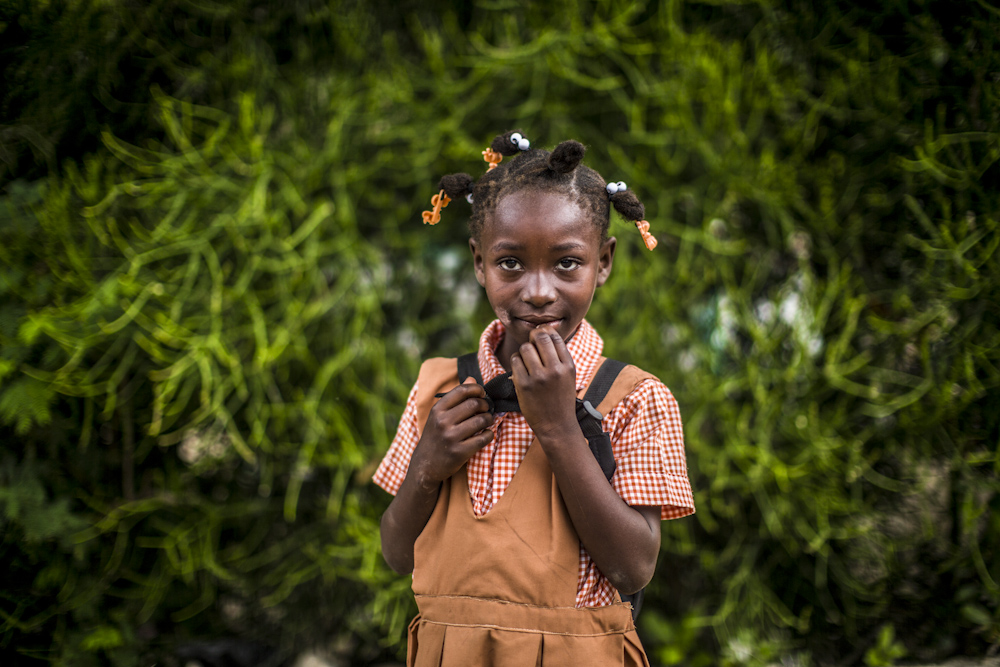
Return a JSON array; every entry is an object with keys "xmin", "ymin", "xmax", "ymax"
[
  {"xmin": 495, "ymin": 189, "xmax": 579, "ymax": 215},
  {"xmin": 485, "ymin": 190, "xmax": 599, "ymax": 246}
]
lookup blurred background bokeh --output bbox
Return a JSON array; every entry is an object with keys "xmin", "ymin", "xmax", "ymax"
[{"xmin": 1, "ymin": 1, "xmax": 998, "ymax": 665}]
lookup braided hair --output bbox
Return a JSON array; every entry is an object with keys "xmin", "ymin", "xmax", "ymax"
[{"xmin": 436, "ymin": 130, "xmax": 648, "ymax": 244}]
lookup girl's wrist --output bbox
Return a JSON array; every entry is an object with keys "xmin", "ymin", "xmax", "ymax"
[
  {"xmin": 408, "ymin": 459, "xmax": 444, "ymax": 495},
  {"xmin": 416, "ymin": 475, "xmax": 442, "ymax": 495},
  {"xmin": 533, "ymin": 419, "xmax": 585, "ymax": 451}
]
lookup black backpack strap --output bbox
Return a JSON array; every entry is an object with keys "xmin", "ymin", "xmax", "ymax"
[
  {"xmin": 457, "ymin": 352, "xmax": 483, "ymax": 385},
  {"xmin": 583, "ymin": 359, "xmax": 627, "ymax": 407},
  {"xmin": 621, "ymin": 588, "xmax": 644, "ymax": 620},
  {"xmin": 576, "ymin": 358, "xmax": 627, "ymax": 483},
  {"xmin": 579, "ymin": 358, "xmax": 645, "ymax": 622},
  {"xmin": 454, "ymin": 354, "xmax": 629, "ymax": 485}
]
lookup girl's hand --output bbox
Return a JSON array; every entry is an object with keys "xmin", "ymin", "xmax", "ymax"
[
  {"xmin": 408, "ymin": 378, "xmax": 494, "ymax": 489},
  {"xmin": 510, "ymin": 325, "xmax": 579, "ymax": 441},
  {"xmin": 380, "ymin": 378, "xmax": 493, "ymax": 575}
]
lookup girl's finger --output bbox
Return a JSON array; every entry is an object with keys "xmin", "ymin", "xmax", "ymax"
[
  {"xmin": 459, "ymin": 427, "xmax": 494, "ymax": 454},
  {"xmin": 517, "ymin": 339, "xmax": 543, "ymax": 374},
  {"xmin": 436, "ymin": 381, "xmax": 486, "ymax": 410},
  {"xmin": 510, "ymin": 352, "xmax": 525, "ymax": 380},
  {"xmin": 546, "ymin": 327, "xmax": 571, "ymax": 365},
  {"xmin": 529, "ymin": 326, "xmax": 561, "ymax": 366},
  {"xmin": 452, "ymin": 396, "xmax": 492, "ymax": 422},
  {"xmin": 451, "ymin": 410, "xmax": 495, "ymax": 442}
]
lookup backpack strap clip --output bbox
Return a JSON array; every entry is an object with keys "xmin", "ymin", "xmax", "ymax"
[
  {"xmin": 576, "ymin": 399, "xmax": 603, "ymax": 422},
  {"xmin": 575, "ymin": 398, "xmax": 616, "ymax": 482}
]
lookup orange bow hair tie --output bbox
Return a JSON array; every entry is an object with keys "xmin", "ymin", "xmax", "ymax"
[
  {"xmin": 635, "ymin": 220, "xmax": 658, "ymax": 251},
  {"xmin": 421, "ymin": 190, "xmax": 451, "ymax": 225},
  {"xmin": 482, "ymin": 148, "xmax": 502, "ymax": 170}
]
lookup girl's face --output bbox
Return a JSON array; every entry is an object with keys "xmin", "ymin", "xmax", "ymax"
[{"xmin": 469, "ymin": 190, "xmax": 616, "ymax": 369}]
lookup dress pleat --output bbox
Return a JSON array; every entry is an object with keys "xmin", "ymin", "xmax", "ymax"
[
  {"xmin": 545, "ymin": 632, "xmax": 622, "ymax": 666},
  {"xmin": 408, "ymin": 617, "xmax": 445, "ymax": 667},
  {"xmin": 624, "ymin": 631, "xmax": 652, "ymax": 667}
]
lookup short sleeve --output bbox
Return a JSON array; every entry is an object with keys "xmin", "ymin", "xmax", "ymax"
[
  {"xmin": 372, "ymin": 380, "xmax": 421, "ymax": 496},
  {"xmin": 604, "ymin": 378, "xmax": 695, "ymax": 520}
]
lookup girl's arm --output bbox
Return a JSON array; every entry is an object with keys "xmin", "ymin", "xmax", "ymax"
[
  {"xmin": 380, "ymin": 380, "xmax": 494, "ymax": 574},
  {"xmin": 533, "ymin": 433, "xmax": 661, "ymax": 594},
  {"xmin": 511, "ymin": 326, "xmax": 660, "ymax": 595}
]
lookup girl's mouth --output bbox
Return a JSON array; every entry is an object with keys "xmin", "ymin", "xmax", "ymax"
[{"xmin": 518, "ymin": 318, "xmax": 563, "ymax": 329}]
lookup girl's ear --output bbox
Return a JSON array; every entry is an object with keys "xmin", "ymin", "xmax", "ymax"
[
  {"xmin": 470, "ymin": 237, "xmax": 486, "ymax": 287},
  {"xmin": 596, "ymin": 236, "xmax": 616, "ymax": 287}
]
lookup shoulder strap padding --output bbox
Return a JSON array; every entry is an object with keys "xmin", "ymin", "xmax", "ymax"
[
  {"xmin": 586, "ymin": 361, "xmax": 657, "ymax": 417},
  {"xmin": 582, "ymin": 359, "xmax": 626, "ymax": 407},
  {"xmin": 414, "ymin": 357, "xmax": 460, "ymax": 438}
]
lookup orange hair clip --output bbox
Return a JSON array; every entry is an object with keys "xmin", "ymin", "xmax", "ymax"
[
  {"xmin": 482, "ymin": 147, "xmax": 503, "ymax": 170},
  {"xmin": 421, "ymin": 190, "xmax": 451, "ymax": 225},
  {"xmin": 635, "ymin": 220, "xmax": 658, "ymax": 250}
]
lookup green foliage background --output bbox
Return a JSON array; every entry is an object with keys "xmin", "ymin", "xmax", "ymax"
[{"xmin": 1, "ymin": 0, "xmax": 998, "ymax": 664}]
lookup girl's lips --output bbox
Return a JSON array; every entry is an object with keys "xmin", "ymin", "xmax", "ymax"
[{"xmin": 517, "ymin": 318, "xmax": 563, "ymax": 329}]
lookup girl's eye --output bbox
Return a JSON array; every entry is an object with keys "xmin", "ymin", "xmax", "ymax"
[
  {"xmin": 499, "ymin": 258, "xmax": 521, "ymax": 271},
  {"xmin": 558, "ymin": 258, "xmax": 582, "ymax": 270}
]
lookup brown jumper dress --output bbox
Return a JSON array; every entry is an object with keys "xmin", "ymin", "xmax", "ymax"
[{"xmin": 407, "ymin": 357, "xmax": 654, "ymax": 667}]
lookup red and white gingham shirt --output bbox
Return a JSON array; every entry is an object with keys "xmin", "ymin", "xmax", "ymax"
[{"xmin": 373, "ymin": 319, "xmax": 695, "ymax": 607}]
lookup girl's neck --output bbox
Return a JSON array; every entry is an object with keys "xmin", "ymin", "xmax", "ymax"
[{"xmin": 495, "ymin": 336, "xmax": 517, "ymax": 374}]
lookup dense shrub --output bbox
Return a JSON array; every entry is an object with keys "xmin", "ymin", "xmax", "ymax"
[{"xmin": 1, "ymin": 0, "xmax": 997, "ymax": 664}]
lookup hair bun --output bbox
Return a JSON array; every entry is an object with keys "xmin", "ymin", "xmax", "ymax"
[
  {"xmin": 439, "ymin": 173, "xmax": 474, "ymax": 199},
  {"xmin": 490, "ymin": 130, "xmax": 526, "ymax": 157},
  {"xmin": 611, "ymin": 190, "xmax": 645, "ymax": 221},
  {"xmin": 547, "ymin": 140, "xmax": 586, "ymax": 174}
]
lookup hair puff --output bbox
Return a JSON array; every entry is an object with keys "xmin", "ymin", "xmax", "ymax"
[
  {"xmin": 490, "ymin": 130, "xmax": 525, "ymax": 157},
  {"xmin": 547, "ymin": 140, "xmax": 586, "ymax": 174},
  {"xmin": 439, "ymin": 173, "xmax": 474, "ymax": 200},
  {"xmin": 610, "ymin": 190, "xmax": 645, "ymax": 222}
]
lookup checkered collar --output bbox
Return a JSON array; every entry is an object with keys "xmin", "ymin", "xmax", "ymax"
[{"xmin": 477, "ymin": 319, "xmax": 605, "ymax": 393}]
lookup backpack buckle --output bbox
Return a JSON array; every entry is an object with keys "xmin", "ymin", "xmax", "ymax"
[{"xmin": 576, "ymin": 398, "xmax": 603, "ymax": 422}]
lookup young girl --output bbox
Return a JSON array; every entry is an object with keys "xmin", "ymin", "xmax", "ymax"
[{"xmin": 373, "ymin": 131, "xmax": 695, "ymax": 666}]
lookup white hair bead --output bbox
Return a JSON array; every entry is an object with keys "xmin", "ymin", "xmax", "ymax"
[
  {"xmin": 606, "ymin": 182, "xmax": 620, "ymax": 195},
  {"xmin": 616, "ymin": 181, "xmax": 627, "ymax": 191},
  {"xmin": 510, "ymin": 132, "xmax": 530, "ymax": 151},
  {"xmin": 466, "ymin": 193, "xmax": 474, "ymax": 204}
]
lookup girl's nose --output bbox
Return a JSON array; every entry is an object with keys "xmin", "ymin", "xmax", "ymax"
[{"xmin": 521, "ymin": 271, "xmax": 557, "ymax": 307}]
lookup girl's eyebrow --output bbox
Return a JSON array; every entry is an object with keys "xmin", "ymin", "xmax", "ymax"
[
  {"xmin": 491, "ymin": 241, "xmax": 587, "ymax": 252},
  {"xmin": 491, "ymin": 241, "xmax": 524, "ymax": 252},
  {"xmin": 551, "ymin": 241, "xmax": 587, "ymax": 252}
]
